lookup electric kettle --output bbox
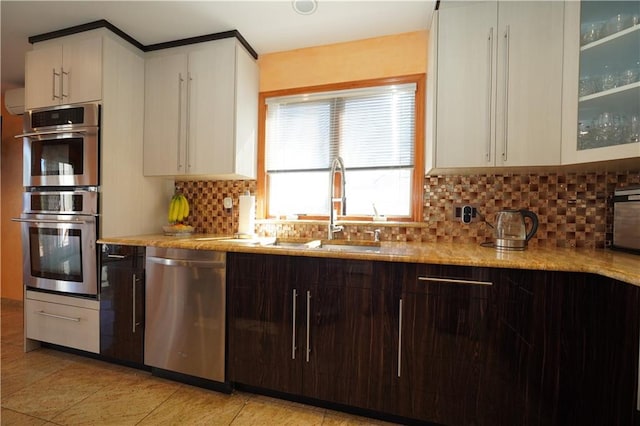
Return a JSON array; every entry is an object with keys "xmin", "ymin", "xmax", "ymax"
[{"xmin": 494, "ymin": 209, "xmax": 539, "ymax": 250}]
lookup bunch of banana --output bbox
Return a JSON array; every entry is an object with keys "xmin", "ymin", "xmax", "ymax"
[{"xmin": 168, "ymin": 193, "xmax": 190, "ymax": 224}]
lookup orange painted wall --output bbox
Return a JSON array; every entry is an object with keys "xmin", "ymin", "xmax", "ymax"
[
  {"xmin": 258, "ymin": 31, "xmax": 428, "ymax": 92},
  {"xmin": 1, "ymin": 96, "xmax": 24, "ymax": 301}
]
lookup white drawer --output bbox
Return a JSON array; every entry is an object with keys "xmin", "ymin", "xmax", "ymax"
[{"xmin": 25, "ymin": 298, "xmax": 99, "ymax": 353}]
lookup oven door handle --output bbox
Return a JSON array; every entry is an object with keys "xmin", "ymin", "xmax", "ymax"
[
  {"xmin": 15, "ymin": 128, "xmax": 97, "ymax": 138},
  {"xmin": 11, "ymin": 218, "xmax": 91, "ymax": 225}
]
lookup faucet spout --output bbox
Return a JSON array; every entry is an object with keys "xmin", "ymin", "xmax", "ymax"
[{"xmin": 328, "ymin": 157, "xmax": 346, "ymax": 240}]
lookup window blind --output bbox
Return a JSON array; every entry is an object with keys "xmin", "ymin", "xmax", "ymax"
[
  {"xmin": 265, "ymin": 82, "xmax": 417, "ymax": 217},
  {"xmin": 266, "ymin": 83, "xmax": 416, "ymax": 173}
]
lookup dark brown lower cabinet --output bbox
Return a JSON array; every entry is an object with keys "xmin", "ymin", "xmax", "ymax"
[
  {"xmin": 99, "ymin": 244, "xmax": 145, "ymax": 364},
  {"xmin": 227, "ymin": 253, "xmax": 302, "ymax": 394},
  {"xmin": 304, "ymin": 258, "xmax": 395, "ymax": 411},
  {"xmin": 228, "ymin": 255, "xmax": 640, "ymax": 426},
  {"xmin": 389, "ymin": 263, "xmax": 495, "ymax": 425},
  {"xmin": 528, "ymin": 271, "xmax": 640, "ymax": 426},
  {"xmin": 227, "ymin": 253, "xmax": 394, "ymax": 412}
]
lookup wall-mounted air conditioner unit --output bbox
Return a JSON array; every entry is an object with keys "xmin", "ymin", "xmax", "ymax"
[{"xmin": 4, "ymin": 88, "xmax": 25, "ymax": 115}]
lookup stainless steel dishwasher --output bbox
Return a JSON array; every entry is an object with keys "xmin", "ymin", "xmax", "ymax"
[{"xmin": 145, "ymin": 247, "xmax": 226, "ymax": 383}]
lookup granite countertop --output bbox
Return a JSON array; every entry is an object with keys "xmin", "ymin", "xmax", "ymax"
[{"xmin": 98, "ymin": 234, "xmax": 640, "ymax": 287}]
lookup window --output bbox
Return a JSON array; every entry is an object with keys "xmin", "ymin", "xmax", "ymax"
[{"xmin": 258, "ymin": 75, "xmax": 424, "ymax": 221}]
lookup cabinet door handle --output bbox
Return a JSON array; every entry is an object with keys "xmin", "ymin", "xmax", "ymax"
[
  {"xmin": 397, "ymin": 298, "xmax": 403, "ymax": 378},
  {"xmin": 132, "ymin": 273, "xmax": 137, "ymax": 333},
  {"xmin": 292, "ymin": 289, "xmax": 298, "ymax": 360},
  {"xmin": 186, "ymin": 72, "xmax": 193, "ymax": 171},
  {"xmin": 637, "ymin": 325, "xmax": 640, "ymax": 411},
  {"xmin": 37, "ymin": 310, "xmax": 80, "ymax": 322},
  {"xmin": 502, "ymin": 25, "xmax": 510, "ymax": 162},
  {"xmin": 486, "ymin": 27, "xmax": 494, "ymax": 163},
  {"xmin": 61, "ymin": 67, "xmax": 69, "ymax": 99},
  {"xmin": 52, "ymin": 68, "xmax": 60, "ymax": 100},
  {"xmin": 177, "ymin": 73, "xmax": 184, "ymax": 171},
  {"xmin": 418, "ymin": 276, "xmax": 493, "ymax": 286},
  {"xmin": 306, "ymin": 290, "xmax": 311, "ymax": 363}
]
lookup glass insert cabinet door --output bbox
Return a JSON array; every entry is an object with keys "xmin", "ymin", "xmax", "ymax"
[{"xmin": 577, "ymin": 1, "xmax": 640, "ymax": 152}]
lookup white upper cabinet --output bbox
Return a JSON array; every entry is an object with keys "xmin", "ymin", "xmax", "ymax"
[
  {"xmin": 25, "ymin": 35, "xmax": 102, "ymax": 109},
  {"xmin": 143, "ymin": 37, "xmax": 258, "ymax": 179},
  {"xmin": 561, "ymin": 1, "xmax": 640, "ymax": 164},
  {"xmin": 142, "ymin": 53, "xmax": 187, "ymax": 176},
  {"xmin": 426, "ymin": 1, "xmax": 564, "ymax": 173}
]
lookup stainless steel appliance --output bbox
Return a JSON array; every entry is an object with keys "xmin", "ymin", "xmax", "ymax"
[
  {"xmin": 494, "ymin": 209, "xmax": 539, "ymax": 250},
  {"xmin": 13, "ymin": 189, "xmax": 99, "ymax": 297},
  {"xmin": 19, "ymin": 103, "xmax": 99, "ymax": 187},
  {"xmin": 613, "ymin": 186, "xmax": 640, "ymax": 253},
  {"xmin": 145, "ymin": 247, "xmax": 226, "ymax": 383}
]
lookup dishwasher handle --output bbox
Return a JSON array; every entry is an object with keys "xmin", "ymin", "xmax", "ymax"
[{"xmin": 146, "ymin": 255, "xmax": 225, "ymax": 269}]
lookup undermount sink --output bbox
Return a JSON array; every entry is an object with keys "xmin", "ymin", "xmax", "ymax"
[
  {"xmin": 193, "ymin": 236, "xmax": 382, "ymax": 253},
  {"xmin": 193, "ymin": 236, "xmax": 276, "ymax": 246},
  {"xmin": 266, "ymin": 238, "xmax": 381, "ymax": 253},
  {"xmin": 317, "ymin": 241, "xmax": 382, "ymax": 253}
]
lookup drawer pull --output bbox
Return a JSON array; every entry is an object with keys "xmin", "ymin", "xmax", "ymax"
[
  {"xmin": 107, "ymin": 254, "xmax": 127, "ymax": 259},
  {"xmin": 418, "ymin": 277, "xmax": 493, "ymax": 286},
  {"xmin": 36, "ymin": 311, "xmax": 81, "ymax": 322}
]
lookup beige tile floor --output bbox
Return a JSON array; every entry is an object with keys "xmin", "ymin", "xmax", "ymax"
[{"xmin": 1, "ymin": 299, "xmax": 400, "ymax": 425}]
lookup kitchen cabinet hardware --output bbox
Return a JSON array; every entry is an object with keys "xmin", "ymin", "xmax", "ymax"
[
  {"xmin": 177, "ymin": 73, "xmax": 184, "ymax": 171},
  {"xmin": 37, "ymin": 310, "xmax": 81, "ymax": 322},
  {"xmin": 131, "ymin": 274, "xmax": 137, "ymax": 333},
  {"xmin": 502, "ymin": 25, "xmax": 510, "ymax": 161},
  {"xmin": 61, "ymin": 68, "xmax": 69, "ymax": 99},
  {"xmin": 486, "ymin": 27, "xmax": 494, "ymax": 162},
  {"xmin": 397, "ymin": 298, "xmax": 403, "ymax": 378},
  {"xmin": 51, "ymin": 69, "xmax": 60, "ymax": 100},
  {"xmin": 107, "ymin": 254, "xmax": 127, "ymax": 259},
  {"xmin": 306, "ymin": 291, "xmax": 311, "ymax": 362},
  {"xmin": 292, "ymin": 289, "xmax": 298, "ymax": 360},
  {"xmin": 418, "ymin": 276, "xmax": 493, "ymax": 286}
]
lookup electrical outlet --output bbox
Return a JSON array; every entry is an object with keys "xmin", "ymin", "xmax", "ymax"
[
  {"xmin": 223, "ymin": 197, "xmax": 233, "ymax": 209},
  {"xmin": 453, "ymin": 204, "xmax": 478, "ymax": 223}
]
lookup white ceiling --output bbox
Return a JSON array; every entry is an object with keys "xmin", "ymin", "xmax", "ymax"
[{"xmin": 0, "ymin": 0, "xmax": 435, "ymax": 94}]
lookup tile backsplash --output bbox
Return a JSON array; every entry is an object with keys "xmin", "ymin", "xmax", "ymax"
[{"xmin": 178, "ymin": 169, "xmax": 639, "ymax": 249}]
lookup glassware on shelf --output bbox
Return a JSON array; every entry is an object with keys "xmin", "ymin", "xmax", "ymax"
[
  {"xmin": 581, "ymin": 21, "xmax": 604, "ymax": 45},
  {"xmin": 579, "ymin": 75, "xmax": 599, "ymax": 96},
  {"xmin": 576, "ymin": 1, "xmax": 640, "ymax": 154},
  {"xmin": 595, "ymin": 111, "xmax": 615, "ymax": 142},
  {"xmin": 600, "ymin": 66, "xmax": 618, "ymax": 91},
  {"xmin": 604, "ymin": 13, "xmax": 632, "ymax": 37},
  {"xmin": 619, "ymin": 66, "xmax": 640, "ymax": 86},
  {"xmin": 629, "ymin": 115, "xmax": 640, "ymax": 143},
  {"xmin": 577, "ymin": 121, "xmax": 594, "ymax": 150}
]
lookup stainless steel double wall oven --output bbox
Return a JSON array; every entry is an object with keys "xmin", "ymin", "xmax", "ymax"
[{"xmin": 15, "ymin": 103, "xmax": 100, "ymax": 298}]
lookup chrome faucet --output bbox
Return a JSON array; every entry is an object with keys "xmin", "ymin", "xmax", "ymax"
[{"xmin": 328, "ymin": 157, "xmax": 346, "ymax": 240}]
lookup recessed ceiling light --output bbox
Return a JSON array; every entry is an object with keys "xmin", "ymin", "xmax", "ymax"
[{"xmin": 292, "ymin": 0, "xmax": 317, "ymax": 15}]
